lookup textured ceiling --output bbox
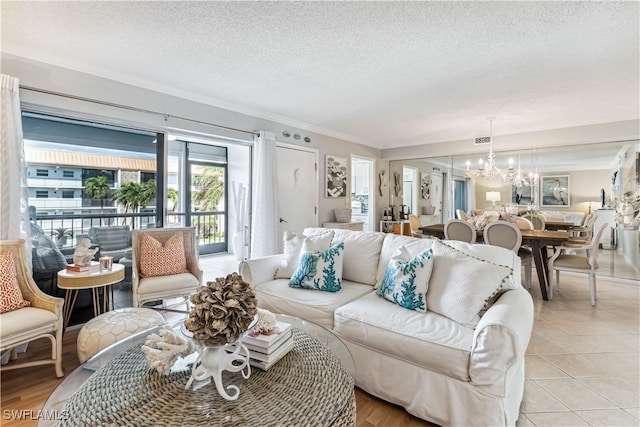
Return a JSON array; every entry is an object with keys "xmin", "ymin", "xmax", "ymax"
[{"xmin": 1, "ymin": 1, "xmax": 638, "ymax": 149}]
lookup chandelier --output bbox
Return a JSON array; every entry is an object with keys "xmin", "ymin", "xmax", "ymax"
[
  {"xmin": 466, "ymin": 119, "xmax": 502, "ymax": 179},
  {"xmin": 503, "ymin": 154, "xmax": 531, "ymax": 187}
]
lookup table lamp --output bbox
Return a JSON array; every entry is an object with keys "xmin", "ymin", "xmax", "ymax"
[{"xmin": 486, "ymin": 191, "xmax": 501, "ymax": 209}]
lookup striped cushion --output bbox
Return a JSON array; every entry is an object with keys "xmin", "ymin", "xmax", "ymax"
[{"xmin": 90, "ymin": 226, "xmax": 130, "ymax": 251}]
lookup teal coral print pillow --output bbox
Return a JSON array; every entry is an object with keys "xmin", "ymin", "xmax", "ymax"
[
  {"xmin": 289, "ymin": 240, "xmax": 344, "ymax": 292},
  {"xmin": 377, "ymin": 246, "xmax": 433, "ymax": 313}
]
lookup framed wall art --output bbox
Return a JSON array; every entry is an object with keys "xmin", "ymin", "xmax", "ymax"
[
  {"xmin": 420, "ymin": 173, "xmax": 431, "ymax": 200},
  {"xmin": 540, "ymin": 175, "xmax": 570, "ymax": 207},
  {"xmin": 511, "ymin": 184, "xmax": 533, "ymax": 205},
  {"xmin": 325, "ymin": 155, "xmax": 347, "ymax": 198}
]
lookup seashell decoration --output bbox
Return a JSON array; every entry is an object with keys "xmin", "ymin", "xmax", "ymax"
[
  {"xmin": 142, "ymin": 324, "xmax": 195, "ymax": 375},
  {"xmin": 253, "ymin": 308, "xmax": 277, "ymax": 333},
  {"xmin": 184, "ymin": 273, "xmax": 258, "ymax": 346}
]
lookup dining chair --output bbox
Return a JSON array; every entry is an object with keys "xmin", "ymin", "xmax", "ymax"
[
  {"xmin": 513, "ymin": 216, "xmax": 534, "ymax": 231},
  {"xmin": 131, "ymin": 227, "xmax": 203, "ymax": 310},
  {"xmin": 444, "ymin": 219, "xmax": 476, "ymax": 243},
  {"xmin": 0, "ymin": 239, "xmax": 64, "ymax": 378},
  {"xmin": 483, "ymin": 220, "xmax": 533, "ymax": 289},
  {"xmin": 522, "ymin": 213, "xmax": 546, "ymax": 230},
  {"xmin": 567, "ymin": 213, "xmax": 597, "ymax": 244},
  {"xmin": 548, "ymin": 223, "xmax": 607, "ymax": 306},
  {"xmin": 407, "ymin": 214, "xmax": 424, "ymax": 238}
]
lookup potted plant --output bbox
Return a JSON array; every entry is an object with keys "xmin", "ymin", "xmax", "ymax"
[{"xmin": 52, "ymin": 227, "xmax": 73, "ymax": 248}]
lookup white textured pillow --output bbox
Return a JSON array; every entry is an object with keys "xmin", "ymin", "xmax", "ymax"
[
  {"xmin": 427, "ymin": 240, "xmax": 514, "ymax": 328},
  {"xmin": 376, "ymin": 246, "xmax": 433, "ymax": 313},
  {"xmin": 274, "ymin": 231, "xmax": 334, "ymax": 279},
  {"xmin": 289, "ymin": 240, "xmax": 344, "ymax": 292}
]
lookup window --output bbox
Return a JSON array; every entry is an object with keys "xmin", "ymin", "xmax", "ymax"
[
  {"xmin": 36, "ymin": 190, "xmax": 48, "ymax": 198},
  {"xmin": 36, "ymin": 169, "xmax": 48, "ymax": 177},
  {"xmin": 62, "ymin": 190, "xmax": 74, "ymax": 199},
  {"xmin": 63, "ymin": 170, "xmax": 74, "ymax": 178}
]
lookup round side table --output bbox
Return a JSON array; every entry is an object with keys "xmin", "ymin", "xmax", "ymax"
[{"xmin": 57, "ymin": 264, "xmax": 125, "ymax": 331}]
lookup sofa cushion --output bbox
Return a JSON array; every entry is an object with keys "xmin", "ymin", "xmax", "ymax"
[
  {"xmin": 255, "ymin": 279, "xmax": 373, "ymax": 330},
  {"xmin": 376, "ymin": 246, "xmax": 433, "ymax": 313},
  {"xmin": 376, "ymin": 234, "xmax": 437, "ymax": 288},
  {"xmin": 334, "ymin": 292, "xmax": 473, "ymax": 381},
  {"xmin": 275, "ymin": 230, "xmax": 334, "ymax": 279},
  {"xmin": 0, "ymin": 252, "xmax": 31, "ymax": 313},
  {"xmin": 330, "ymin": 230, "xmax": 385, "ymax": 286},
  {"xmin": 427, "ymin": 240, "xmax": 514, "ymax": 328},
  {"xmin": 289, "ymin": 241, "xmax": 344, "ymax": 292}
]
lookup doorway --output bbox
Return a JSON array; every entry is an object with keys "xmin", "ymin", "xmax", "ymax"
[
  {"xmin": 276, "ymin": 144, "xmax": 318, "ymax": 252},
  {"xmin": 168, "ymin": 141, "xmax": 229, "ymax": 255},
  {"xmin": 351, "ymin": 156, "xmax": 375, "ymax": 231}
]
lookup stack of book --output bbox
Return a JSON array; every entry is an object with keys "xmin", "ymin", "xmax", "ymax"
[
  {"xmin": 65, "ymin": 261, "xmax": 99, "ymax": 272},
  {"xmin": 241, "ymin": 321, "xmax": 294, "ymax": 370}
]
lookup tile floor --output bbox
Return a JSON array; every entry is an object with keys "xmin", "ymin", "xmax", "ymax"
[
  {"xmin": 519, "ymin": 270, "xmax": 639, "ymax": 426},
  {"xmin": 112, "ymin": 251, "xmax": 639, "ymax": 427}
]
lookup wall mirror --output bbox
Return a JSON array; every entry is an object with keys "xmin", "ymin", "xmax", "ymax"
[{"xmin": 389, "ymin": 139, "xmax": 639, "ymax": 281}]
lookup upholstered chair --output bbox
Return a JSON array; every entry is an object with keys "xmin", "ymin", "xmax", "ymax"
[
  {"xmin": 0, "ymin": 239, "xmax": 64, "ymax": 377},
  {"xmin": 131, "ymin": 227, "xmax": 202, "ymax": 310},
  {"xmin": 483, "ymin": 220, "xmax": 533, "ymax": 289},
  {"xmin": 522, "ymin": 213, "xmax": 546, "ymax": 230},
  {"xmin": 548, "ymin": 224, "xmax": 607, "ymax": 306},
  {"xmin": 444, "ymin": 219, "xmax": 476, "ymax": 243},
  {"xmin": 567, "ymin": 213, "xmax": 597, "ymax": 244},
  {"xmin": 407, "ymin": 214, "xmax": 424, "ymax": 238}
]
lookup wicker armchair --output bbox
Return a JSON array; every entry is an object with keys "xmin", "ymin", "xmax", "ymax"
[
  {"xmin": 131, "ymin": 227, "xmax": 202, "ymax": 309},
  {"xmin": 0, "ymin": 239, "xmax": 64, "ymax": 377}
]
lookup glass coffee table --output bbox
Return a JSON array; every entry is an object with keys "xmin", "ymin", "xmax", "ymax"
[{"xmin": 41, "ymin": 314, "xmax": 355, "ymax": 426}]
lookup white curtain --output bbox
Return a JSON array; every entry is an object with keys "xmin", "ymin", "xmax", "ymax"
[
  {"xmin": 250, "ymin": 131, "xmax": 279, "ymax": 258},
  {"xmin": 467, "ymin": 178, "xmax": 476, "ymax": 213},
  {"xmin": 0, "ymin": 74, "xmax": 31, "ymax": 263}
]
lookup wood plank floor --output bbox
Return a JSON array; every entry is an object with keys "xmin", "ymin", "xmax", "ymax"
[{"xmin": 1, "ymin": 331, "xmax": 434, "ymax": 427}]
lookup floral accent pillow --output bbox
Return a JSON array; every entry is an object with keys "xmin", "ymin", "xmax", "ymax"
[
  {"xmin": 139, "ymin": 233, "xmax": 189, "ymax": 278},
  {"xmin": 288, "ymin": 240, "xmax": 344, "ymax": 292},
  {"xmin": 274, "ymin": 230, "xmax": 334, "ymax": 279},
  {"xmin": 0, "ymin": 251, "xmax": 31, "ymax": 313},
  {"xmin": 376, "ymin": 246, "xmax": 433, "ymax": 313}
]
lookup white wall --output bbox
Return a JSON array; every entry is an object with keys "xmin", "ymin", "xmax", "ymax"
[{"xmin": 2, "ymin": 53, "xmax": 386, "ymax": 229}]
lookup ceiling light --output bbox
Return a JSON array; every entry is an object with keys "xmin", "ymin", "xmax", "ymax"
[{"xmin": 466, "ymin": 118, "xmax": 501, "ymax": 179}]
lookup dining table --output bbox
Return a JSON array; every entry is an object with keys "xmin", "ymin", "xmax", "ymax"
[
  {"xmin": 420, "ymin": 224, "xmax": 572, "ymax": 300},
  {"xmin": 543, "ymin": 221, "xmax": 577, "ymax": 232}
]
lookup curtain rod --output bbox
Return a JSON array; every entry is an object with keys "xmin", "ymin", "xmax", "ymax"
[{"xmin": 19, "ymin": 85, "xmax": 259, "ymax": 137}]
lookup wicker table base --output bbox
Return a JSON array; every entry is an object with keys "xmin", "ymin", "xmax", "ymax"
[{"xmin": 58, "ymin": 328, "xmax": 355, "ymax": 426}]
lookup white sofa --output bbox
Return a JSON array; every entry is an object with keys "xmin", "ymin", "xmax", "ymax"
[
  {"xmin": 539, "ymin": 210, "xmax": 585, "ymax": 225},
  {"xmin": 239, "ymin": 228, "xmax": 534, "ymax": 426}
]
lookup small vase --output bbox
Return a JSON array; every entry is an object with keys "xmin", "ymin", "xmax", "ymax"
[{"xmin": 185, "ymin": 340, "xmax": 251, "ymax": 400}]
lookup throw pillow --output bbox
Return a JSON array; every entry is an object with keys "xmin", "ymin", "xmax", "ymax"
[
  {"xmin": 0, "ymin": 252, "xmax": 31, "ymax": 313},
  {"xmin": 274, "ymin": 230, "xmax": 334, "ymax": 279},
  {"xmin": 426, "ymin": 240, "xmax": 513, "ymax": 328},
  {"xmin": 376, "ymin": 246, "xmax": 433, "ymax": 313},
  {"xmin": 288, "ymin": 240, "xmax": 344, "ymax": 292},
  {"xmin": 139, "ymin": 233, "xmax": 189, "ymax": 278}
]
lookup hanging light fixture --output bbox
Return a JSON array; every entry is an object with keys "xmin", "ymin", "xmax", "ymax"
[
  {"xmin": 503, "ymin": 154, "xmax": 530, "ymax": 187},
  {"xmin": 466, "ymin": 118, "xmax": 502, "ymax": 179}
]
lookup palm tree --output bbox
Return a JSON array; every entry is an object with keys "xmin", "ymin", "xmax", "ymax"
[
  {"xmin": 167, "ymin": 188, "xmax": 178, "ymax": 211},
  {"xmin": 192, "ymin": 167, "xmax": 225, "ymax": 211},
  {"xmin": 114, "ymin": 182, "xmax": 143, "ymax": 213},
  {"xmin": 84, "ymin": 175, "xmax": 111, "ymax": 210},
  {"xmin": 140, "ymin": 179, "xmax": 156, "ymax": 210}
]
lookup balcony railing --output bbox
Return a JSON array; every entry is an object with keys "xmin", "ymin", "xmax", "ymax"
[{"xmin": 34, "ymin": 211, "xmax": 226, "ymax": 252}]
